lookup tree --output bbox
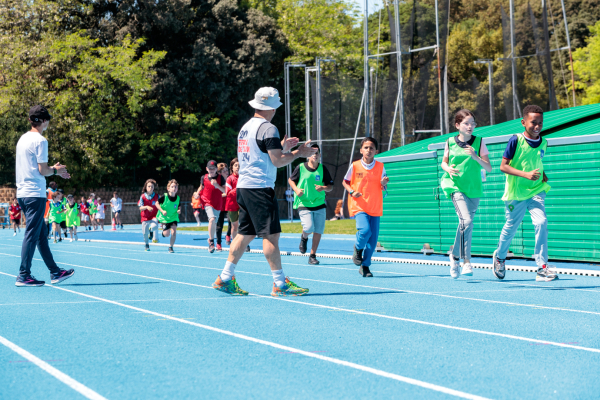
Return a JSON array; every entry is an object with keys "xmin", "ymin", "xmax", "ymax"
[{"xmin": 572, "ymin": 20, "xmax": 600, "ymax": 104}]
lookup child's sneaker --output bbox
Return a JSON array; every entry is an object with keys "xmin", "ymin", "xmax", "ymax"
[
  {"xmin": 308, "ymin": 254, "xmax": 320, "ymax": 265},
  {"xmin": 70, "ymin": 238, "xmax": 73, "ymax": 243},
  {"xmin": 352, "ymin": 246, "xmax": 363, "ymax": 266},
  {"xmin": 216, "ymin": 243, "xmax": 222, "ymax": 251},
  {"xmin": 536, "ymin": 265, "xmax": 558, "ymax": 282},
  {"xmin": 461, "ymin": 263, "xmax": 473, "ymax": 276},
  {"xmin": 212, "ymin": 275, "xmax": 248, "ymax": 295},
  {"xmin": 13, "ymin": 232, "xmax": 16, "ymax": 236},
  {"xmin": 168, "ymin": 247, "xmax": 174, "ymax": 253},
  {"xmin": 449, "ymin": 254, "xmax": 460, "ymax": 279},
  {"xmin": 145, "ymin": 244, "xmax": 150, "ymax": 251},
  {"xmin": 152, "ymin": 239, "xmax": 159, "ymax": 244},
  {"xmin": 492, "ymin": 249, "xmax": 506, "ymax": 280},
  {"xmin": 226, "ymin": 235, "xmax": 231, "ymax": 245},
  {"xmin": 53, "ymin": 239, "xmax": 58, "ymax": 243},
  {"xmin": 271, "ymin": 278, "xmax": 309, "ymax": 297},
  {"xmin": 208, "ymin": 239, "xmax": 215, "ymax": 253},
  {"xmin": 245, "ymin": 245, "xmax": 251, "ymax": 252}
]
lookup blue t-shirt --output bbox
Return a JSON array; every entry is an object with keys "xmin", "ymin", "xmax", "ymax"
[{"xmin": 503, "ymin": 134, "xmax": 542, "ymax": 160}]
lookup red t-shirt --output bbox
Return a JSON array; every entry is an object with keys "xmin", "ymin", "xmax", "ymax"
[
  {"xmin": 9, "ymin": 204, "xmax": 21, "ymax": 220},
  {"xmin": 200, "ymin": 174, "xmax": 225, "ymax": 210},
  {"xmin": 138, "ymin": 193, "xmax": 159, "ymax": 222},
  {"xmin": 225, "ymin": 174, "xmax": 239, "ymax": 212},
  {"xmin": 80, "ymin": 202, "xmax": 89, "ymax": 216}
]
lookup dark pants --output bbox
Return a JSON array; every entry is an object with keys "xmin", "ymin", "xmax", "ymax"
[
  {"xmin": 216, "ymin": 210, "xmax": 231, "ymax": 245},
  {"xmin": 18, "ymin": 197, "xmax": 61, "ymax": 277}
]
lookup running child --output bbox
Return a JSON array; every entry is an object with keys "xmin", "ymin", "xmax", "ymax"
[
  {"xmin": 48, "ymin": 191, "xmax": 66, "ymax": 243},
  {"xmin": 215, "ymin": 162, "xmax": 230, "ymax": 251},
  {"xmin": 138, "ymin": 179, "xmax": 159, "ymax": 251},
  {"xmin": 156, "ymin": 179, "xmax": 181, "ymax": 253},
  {"xmin": 87, "ymin": 193, "xmax": 97, "ymax": 230},
  {"xmin": 191, "ymin": 186, "xmax": 203, "ymax": 226},
  {"xmin": 45, "ymin": 181, "xmax": 57, "ymax": 238},
  {"xmin": 342, "ymin": 137, "xmax": 389, "ymax": 277},
  {"xmin": 289, "ymin": 143, "xmax": 334, "ymax": 265},
  {"xmin": 440, "ymin": 109, "xmax": 492, "ymax": 278},
  {"xmin": 225, "ymin": 158, "xmax": 250, "ymax": 251},
  {"xmin": 80, "ymin": 196, "xmax": 90, "ymax": 230},
  {"xmin": 96, "ymin": 197, "xmax": 105, "ymax": 230},
  {"xmin": 9, "ymin": 198, "xmax": 22, "ymax": 236},
  {"xmin": 199, "ymin": 160, "xmax": 226, "ymax": 253},
  {"xmin": 110, "ymin": 191, "xmax": 123, "ymax": 229},
  {"xmin": 65, "ymin": 194, "xmax": 80, "ymax": 242},
  {"xmin": 492, "ymin": 105, "xmax": 556, "ymax": 282},
  {"xmin": 58, "ymin": 189, "xmax": 69, "ymax": 239}
]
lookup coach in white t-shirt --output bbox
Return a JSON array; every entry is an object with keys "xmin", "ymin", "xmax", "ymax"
[{"xmin": 15, "ymin": 105, "xmax": 75, "ymax": 287}]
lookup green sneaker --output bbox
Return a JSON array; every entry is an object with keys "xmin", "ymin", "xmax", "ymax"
[
  {"xmin": 212, "ymin": 275, "xmax": 248, "ymax": 296},
  {"xmin": 271, "ymin": 277, "xmax": 309, "ymax": 297}
]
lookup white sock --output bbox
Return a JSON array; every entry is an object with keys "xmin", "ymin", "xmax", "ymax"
[
  {"xmin": 272, "ymin": 269, "xmax": 286, "ymax": 288},
  {"xmin": 220, "ymin": 261, "xmax": 236, "ymax": 282}
]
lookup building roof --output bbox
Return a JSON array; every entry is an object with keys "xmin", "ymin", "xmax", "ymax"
[{"xmin": 376, "ymin": 103, "xmax": 600, "ymax": 159}]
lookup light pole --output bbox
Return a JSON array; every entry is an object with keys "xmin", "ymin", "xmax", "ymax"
[{"xmin": 474, "ymin": 59, "xmax": 494, "ymax": 125}]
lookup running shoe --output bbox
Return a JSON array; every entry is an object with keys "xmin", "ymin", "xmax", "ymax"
[
  {"xmin": 70, "ymin": 239, "xmax": 73, "ymax": 243},
  {"xmin": 152, "ymin": 239, "xmax": 159, "ymax": 244},
  {"xmin": 352, "ymin": 246, "xmax": 363, "ymax": 266},
  {"xmin": 461, "ymin": 263, "xmax": 473, "ymax": 276},
  {"xmin": 299, "ymin": 236, "xmax": 308, "ymax": 254},
  {"xmin": 53, "ymin": 239, "xmax": 58, "ymax": 243},
  {"xmin": 13, "ymin": 232, "xmax": 16, "ymax": 236},
  {"xmin": 492, "ymin": 250, "xmax": 506, "ymax": 280},
  {"xmin": 359, "ymin": 265, "xmax": 373, "ymax": 277},
  {"xmin": 197, "ymin": 222, "xmax": 201, "ymax": 227},
  {"xmin": 168, "ymin": 247, "xmax": 174, "ymax": 253},
  {"xmin": 308, "ymin": 254, "xmax": 320, "ymax": 265},
  {"xmin": 208, "ymin": 239, "xmax": 215, "ymax": 253},
  {"xmin": 536, "ymin": 265, "xmax": 558, "ymax": 282},
  {"xmin": 58, "ymin": 237, "xmax": 62, "ymax": 242},
  {"xmin": 271, "ymin": 277, "xmax": 309, "ymax": 296},
  {"xmin": 145, "ymin": 244, "xmax": 150, "ymax": 251},
  {"xmin": 15, "ymin": 275, "xmax": 45, "ymax": 287},
  {"xmin": 245, "ymin": 245, "xmax": 251, "ymax": 252},
  {"xmin": 50, "ymin": 269, "xmax": 75, "ymax": 284},
  {"xmin": 216, "ymin": 243, "xmax": 222, "ymax": 252},
  {"xmin": 449, "ymin": 254, "xmax": 460, "ymax": 279},
  {"xmin": 212, "ymin": 275, "xmax": 248, "ymax": 295},
  {"xmin": 226, "ymin": 235, "xmax": 231, "ymax": 245},
  {"xmin": 149, "ymin": 230, "xmax": 154, "ymax": 240}
]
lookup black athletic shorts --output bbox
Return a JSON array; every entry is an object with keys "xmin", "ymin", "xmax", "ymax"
[
  {"xmin": 237, "ymin": 188, "xmax": 281, "ymax": 237},
  {"xmin": 162, "ymin": 221, "xmax": 178, "ymax": 231},
  {"xmin": 59, "ymin": 221, "xmax": 67, "ymax": 230}
]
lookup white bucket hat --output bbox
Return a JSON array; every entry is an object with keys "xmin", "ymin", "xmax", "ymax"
[{"xmin": 248, "ymin": 87, "xmax": 283, "ymax": 110}]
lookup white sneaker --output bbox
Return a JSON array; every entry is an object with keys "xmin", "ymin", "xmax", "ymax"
[
  {"xmin": 13, "ymin": 232, "xmax": 17, "ymax": 236},
  {"xmin": 197, "ymin": 222, "xmax": 200, "ymax": 227},
  {"xmin": 461, "ymin": 263, "xmax": 473, "ymax": 276},
  {"xmin": 449, "ymin": 254, "xmax": 460, "ymax": 279},
  {"xmin": 70, "ymin": 239, "xmax": 73, "ymax": 242}
]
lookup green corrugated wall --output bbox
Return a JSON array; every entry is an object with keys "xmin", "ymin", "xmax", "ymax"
[
  {"xmin": 378, "ymin": 105, "xmax": 600, "ymax": 262},
  {"xmin": 380, "ymin": 157, "xmax": 440, "ymax": 252}
]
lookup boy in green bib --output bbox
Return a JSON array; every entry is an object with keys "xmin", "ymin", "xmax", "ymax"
[
  {"xmin": 441, "ymin": 110, "xmax": 492, "ymax": 278},
  {"xmin": 156, "ymin": 179, "xmax": 181, "ymax": 253},
  {"xmin": 48, "ymin": 191, "xmax": 66, "ymax": 243},
  {"xmin": 493, "ymin": 105, "xmax": 556, "ymax": 282},
  {"xmin": 65, "ymin": 194, "xmax": 80, "ymax": 242},
  {"xmin": 288, "ymin": 144, "xmax": 334, "ymax": 265}
]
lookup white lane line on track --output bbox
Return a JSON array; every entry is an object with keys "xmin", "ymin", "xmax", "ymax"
[
  {"xmin": 2, "ymin": 263, "xmax": 599, "ymax": 355},
  {"xmin": 0, "ymin": 297, "xmax": 238, "ymax": 307},
  {"xmin": 0, "ymin": 272, "xmax": 489, "ymax": 400},
  {"xmin": 3, "ymin": 247, "xmax": 599, "ymax": 316},
  {"xmin": 0, "ymin": 333, "xmax": 108, "ymax": 400}
]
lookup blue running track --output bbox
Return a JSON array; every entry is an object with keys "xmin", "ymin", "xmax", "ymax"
[{"xmin": 1, "ymin": 227, "xmax": 599, "ymax": 399}]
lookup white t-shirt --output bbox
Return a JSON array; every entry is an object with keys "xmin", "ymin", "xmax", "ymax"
[
  {"xmin": 110, "ymin": 197, "xmax": 122, "ymax": 212},
  {"xmin": 16, "ymin": 131, "xmax": 48, "ymax": 198},
  {"xmin": 96, "ymin": 203, "xmax": 105, "ymax": 218},
  {"xmin": 344, "ymin": 159, "xmax": 387, "ymax": 182}
]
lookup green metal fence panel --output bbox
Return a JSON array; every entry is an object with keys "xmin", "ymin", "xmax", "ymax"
[
  {"xmin": 521, "ymin": 142, "xmax": 600, "ymax": 262},
  {"xmin": 379, "ymin": 156, "xmax": 441, "ymax": 252}
]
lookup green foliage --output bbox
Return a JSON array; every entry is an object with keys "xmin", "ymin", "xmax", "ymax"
[{"xmin": 573, "ymin": 21, "xmax": 600, "ymax": 104}]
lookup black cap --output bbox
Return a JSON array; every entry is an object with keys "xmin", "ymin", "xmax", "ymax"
[
  {"xmin": 207, "ymin": 160, "xmax": 217, "ymax": 168},
  {"xmin": 29, "ymin": 105, "xmax": 52, "ymax": 122}
]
